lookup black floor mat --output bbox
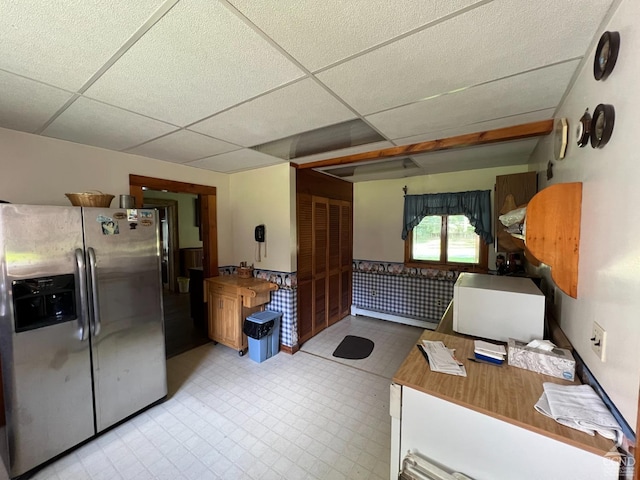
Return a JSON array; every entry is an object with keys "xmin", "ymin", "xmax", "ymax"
[{"xmin": 332, "ymin": 335, "xmax": 375, "ymax": 360}]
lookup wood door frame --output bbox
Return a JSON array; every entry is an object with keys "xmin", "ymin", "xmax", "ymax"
[
  {"xmin": 142, "ymin": 198, "xmax": 179, "ymax": 292},
  {"xmin": 129, "ymin": 175, "xmax": 218, "ymax": 278}
]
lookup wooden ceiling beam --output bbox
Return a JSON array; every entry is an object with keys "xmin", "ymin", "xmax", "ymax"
[{"xmin": 293, "ymin": 119, "xmax": 553, "ymax": 170}]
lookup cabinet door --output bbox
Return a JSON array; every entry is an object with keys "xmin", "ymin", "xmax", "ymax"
[
  {"xmin": 208, "ymin": 292, "xmax": 240, "ymax": 349},
  {"xmin": 495, "ymin": 171, "xmax": 537, "ymax": 252},
  {"xmin": 327, "ymin": 200, "xmax": 341, "ymax": 325}
]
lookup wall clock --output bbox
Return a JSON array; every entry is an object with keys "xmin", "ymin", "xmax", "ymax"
[
  {"xmin": 590, "ymin": 104, "xmax": 615, "ymax": 148},
  {"xmin": 554, "ymin": 118, "xmax": 568, "ymax": 160},
  {"xmin": 594, "ymin": 31, "xmax": 620, "ymax": 81},
  {"xmin": 576, "ymin": 109, "xmax": 591, "ymax": 148}
]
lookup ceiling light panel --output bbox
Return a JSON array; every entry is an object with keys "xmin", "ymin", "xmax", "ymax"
[
  {"xmin": 251, "ymin": 119, "xmax": 385, "ymax": 160},
  {"xmin": 84, "ymin": 0, "xmax": 305, "ymax": 127},
  {"xmin": 189, "ymin": 78, "xmax": 356, "ymax": 147},
  {"xmin": 366, "ymin": 60, "xmax": 579, "ymax": 140},
  {"xmin": 42, "ymin": 97, "xmax": 176, "ymax": 151},
  {"xmin": 228, "ymin": 0, "xmax": 483, "ymax": 71},
  {"xmin": 317, "ymin": 0, "xmax": 613, "ymax": 115},
  {"xmin": 127, "ymin": 130, "xmax": 238, "ymax": 163},
  {"xmin": 394, "ymin": 109, "xmax": 555, "ymax": 146},
  {"xmin": 186, "ymin": 148, "xmax": 285, "ymax": 173},
  {"xmin": 0, "ymin": 70, "xmax": 74, "ymax": 133},
  {"xmin": 0, "ymin": 1, "xmax": 167, "ymax": 91}
]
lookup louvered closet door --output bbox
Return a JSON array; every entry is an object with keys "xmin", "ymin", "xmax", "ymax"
[
  {"xmin": 327, "ymin": 200, "xmax": 342, "ymax": 325},
  {"xmin": 297, "ymin": 193, "xmax": 313, "ymax": 344},
  {"xmin": 312, "ymin": 196, "xmax": 329, "ymax": 335},
  {"xmin": 340, "ymin": 201, "xmax": 352, "ymax": 318}
]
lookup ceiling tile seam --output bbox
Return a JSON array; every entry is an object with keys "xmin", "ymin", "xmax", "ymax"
[
  {"xmin": 33, "ymin": 94, "xmax": 82, "ymax": 135},
  {"xmin": 0, "ymin": 67, "xmax": 76, "ymax": 96},
  {"xmin": 217, "ymin": 0, "xmax": 391, "ymax": 144},
  {"xmin": 552, "ymin": 0, "xmax": 623, "ymax": 118},
  {"xmin": 306, "ymin": 0, "xmax": 495, "ymax": 77},
  {"xmin": 362, "ymin": 56, "xmax": 584, "ymax": 120},
  {"xmin": 75, "ymin": 0, "xmax": 181, "ymax": 96},
  {"xmin": 121, "ymin": 127, "xmax": 245, "ymax": 153},
  {"xmin": 180, "ymin": 76, "xmax": 309, "ymax": 130},
  {"xmin": 33, "ymin": 0, "xmax": 181, "ymax": 136}
]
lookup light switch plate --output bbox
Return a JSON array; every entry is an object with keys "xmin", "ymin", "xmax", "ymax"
[{"xmin": 591, "ymin": 321, "xmax": 606, "ymax": 362}]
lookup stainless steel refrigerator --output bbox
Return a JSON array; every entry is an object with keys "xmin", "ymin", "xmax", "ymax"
[{"xmin": 0, "ymin": 204, "xmax": 167, "ymax": 478}]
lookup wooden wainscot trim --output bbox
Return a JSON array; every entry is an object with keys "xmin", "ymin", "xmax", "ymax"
[{"xmin": 280, "ymin": 344, "xmax": 299, "ymax": 355}]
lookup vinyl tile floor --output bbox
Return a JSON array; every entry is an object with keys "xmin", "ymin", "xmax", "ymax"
[{"xmin": 4, "ymin": 316, "xmax": 422, "ymax": 480}]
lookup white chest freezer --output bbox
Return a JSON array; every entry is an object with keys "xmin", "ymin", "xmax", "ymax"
[{"xmin": 452, "ymin": 273, "xmax": 545, "ymax": 342}]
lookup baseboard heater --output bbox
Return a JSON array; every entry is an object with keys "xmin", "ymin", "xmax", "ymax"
[
  {"xmin": 351, "ymin": 306, "xmax": 439, "ymax": 330},
  {"xmin": 399, "ymin": 451, "xmax": 474, "ymax": 480}
]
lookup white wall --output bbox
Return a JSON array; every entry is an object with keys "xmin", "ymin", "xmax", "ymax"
[
  {"xmin": 228, "ymin": 163, "xmax": 296, "ymax": 272},
  {"xmin": 354, "ymin": 165, "xmax": 529, "ymax": 265},
  {"xmin": 529, "ymin": 0, "xmax": 639, "ymax": 428},
  {"xmin": 0, "ymin": 127, "xmax": 234, "ymax": 265}
]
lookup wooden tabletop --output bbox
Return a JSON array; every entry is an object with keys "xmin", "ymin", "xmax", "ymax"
[
  {"xmin": 393, "ymin": 330, "xmax": 615, "ymax": 457},
  {"xmin": 204, "ymin": 275, "xmax": 277, "ymax": 292}
]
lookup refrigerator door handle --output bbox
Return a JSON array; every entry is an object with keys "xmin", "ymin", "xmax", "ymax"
[
  {"xmin": 87, "ymin": 247, "xmax": 101, "ymax": 337},
  {"xmin": 75, "ymin": 248, "xmax": 90, "ymax": 341}
]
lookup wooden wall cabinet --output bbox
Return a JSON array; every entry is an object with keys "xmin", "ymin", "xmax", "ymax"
[
  {"xmin": 204, "ymin": 277, "xmax": 277, "ymax": 355},
  {"xmin": 495, "ymin": 171, "xmax": 537, "ymax": 252}
]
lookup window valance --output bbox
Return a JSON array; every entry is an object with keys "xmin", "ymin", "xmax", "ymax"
[{"xmin": 402, "ymin": 190, "xmax": 493, "ymax": 244}]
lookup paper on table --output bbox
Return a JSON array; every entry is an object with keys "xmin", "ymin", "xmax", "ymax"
[
  {"xmin": 422, "ymin": 340, "xmax": 467, "ymax": 377},
  {"xmin": 474, "ymin": 340, "xmax": 506, "ymax": 357}
]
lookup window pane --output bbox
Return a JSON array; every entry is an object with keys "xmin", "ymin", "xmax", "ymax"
[
  {"xmin": 447, "ymin": 215, "xmax": 480, "ymax": 263},
  {"xmin": 412, "ymin": 216, "xmax": 441, "ymax": 261}
]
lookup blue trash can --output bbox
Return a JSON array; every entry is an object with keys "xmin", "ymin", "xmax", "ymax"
[{"xmin": 243, "ymin": 310, "xmax": 282, "ymax": 363}]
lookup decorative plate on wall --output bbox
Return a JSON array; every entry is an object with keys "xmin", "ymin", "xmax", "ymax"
[
  {"xmin": 576, "ymin": 109, "xmax": 591, "ymax": 148},
  {"xmin": 594, "ymin": 31, "xmax": 620, "ymax": 81},
  {"xmin": 590, "ymin": 104, "xmax": 615, "ymax": 148},
  {"xmin": 554, "ymin": 118, "xmax": 568, "ymax": 160}
]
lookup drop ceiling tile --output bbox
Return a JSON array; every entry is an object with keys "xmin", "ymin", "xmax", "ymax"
[
  {"xmin": 394, "ymin": 109, "xmax": 556, "ymax": 146},
  {"xmin": 84, "ymin": 0, "xmax": 304, "ymax": 127},
  {"xmin": 0, "ymin": 1, "xmax": 166, "ymax": 91},
  {"xmin": 186, "ymin": 149, "xmax": 285, "ymax": 173},
  {"xmin": 318, "ymin": 0, "xmax": 613, "ymax": 114},
  {"xmin": 127, "ymin": 130, "xmax": 238, "ymax": 163},
  {"xmin": 229, "ymin": 0, "xmax": 483, "ymax": 71},
  {"xmin": 293, "ymin": 140, "xmax": 394, "ymax": 165},
  {"xmin": 189, "ymin": 78, "xmax": 356, "ymax": 146},
  {"xmin": 0, "ymin": 70, "xmax": 74, "ymax": 133},
  {"xmin": 42, "ymin": 97, "xmax": 176, "ymax": 151},
  {"xmin": 411, "ymin": 139, "xmax": 539, "ymax": 174},
  {"xmin": 366, "ymin": 61, "xmax": 579, "ymax": 140}
]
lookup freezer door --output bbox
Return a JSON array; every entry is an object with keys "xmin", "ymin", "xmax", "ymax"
[
  {"xmin": 82, "ymin": 208, "xmax": 167, "ymax": 431},
  {"xmin": 0, "ymin": 204, "xmax": 94, "ymax": 477}
]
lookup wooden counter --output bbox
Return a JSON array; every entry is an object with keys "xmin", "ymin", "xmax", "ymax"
[{"xmin": 392, "ymin": 330, "xmax": 615, "ymax": 457}]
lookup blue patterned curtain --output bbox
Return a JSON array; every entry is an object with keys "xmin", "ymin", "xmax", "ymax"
[{"xmin": 402, "ymin": 190, "xmax": 493, "ymax": 244}]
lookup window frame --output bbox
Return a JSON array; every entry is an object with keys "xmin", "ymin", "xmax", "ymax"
[{"xmin": 404, "ymin": 214, "xmax": 489, "ymax": 272}]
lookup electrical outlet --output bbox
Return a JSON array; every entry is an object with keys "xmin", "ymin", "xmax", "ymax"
[
  {"xmin": 591, "ymin": 321, "xmax": 607, "ymax": 362},
  {"xmin": 370, "ymin": 289, "xmax": 377, "ymax": 297},
  {"xmin": 435, "ymin": 298, "xmax": 447, "ymax": 307}
]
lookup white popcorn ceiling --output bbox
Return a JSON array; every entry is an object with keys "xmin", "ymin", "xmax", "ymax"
[{"xmin": 0, "ymin": 0, "xmax": 616, "ymax": 181}]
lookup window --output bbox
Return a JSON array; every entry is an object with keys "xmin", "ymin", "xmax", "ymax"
[{"xmin": 405, "ymin": 214, "xmax": 488, "ymax": 270}]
